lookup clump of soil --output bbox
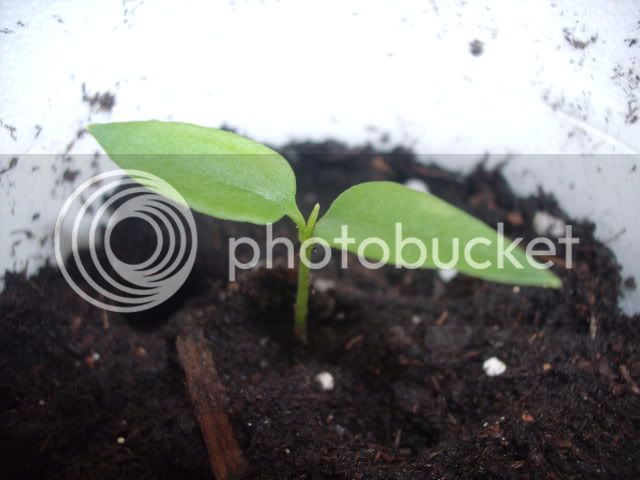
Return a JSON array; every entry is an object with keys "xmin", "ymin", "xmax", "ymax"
[
  {"xmin": 1, "ymin": 143, "xmax": 639, "ymax": 479},
  {"xmin": 81, "ymin": 83, "xmax": 116, "ymax": 112},
  {"xmin": 470, "ymin": 39, "xmax": 484, "ymax": 56}
]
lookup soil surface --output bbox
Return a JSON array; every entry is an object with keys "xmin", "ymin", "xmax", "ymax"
[{"xmin": 1, "ymin": 143, "xmax": 639, "ymax": 479}]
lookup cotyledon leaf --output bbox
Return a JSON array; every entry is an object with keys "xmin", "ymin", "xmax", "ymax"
[
  {"xmin": 314, "ymin": 182, "xmax": 561, "ymax": 288},
  {"xmin": 88, "ymin": 121, "xmax": 304, "ymax": 227}
]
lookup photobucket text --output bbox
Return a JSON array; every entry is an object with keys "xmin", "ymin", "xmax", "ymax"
[{"xmin": 228, "ymin": 223, "xmax": 579, "ymax": 281}]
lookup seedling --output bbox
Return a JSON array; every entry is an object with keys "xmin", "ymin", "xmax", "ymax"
[{"xmin": 89, "ymin": 121, "xmax": 561, "ymax": 342}]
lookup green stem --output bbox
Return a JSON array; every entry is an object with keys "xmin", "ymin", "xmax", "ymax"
[
  {"xmin": 294, "ymin": 203, "xmax": 320, "ymax": 343},
  {"xmin": 294, "ymin": 253, "xmax": 311, "ymax": 342}
]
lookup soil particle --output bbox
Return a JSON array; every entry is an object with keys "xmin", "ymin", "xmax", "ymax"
[
  {"xmin": 82, "ymin": 83, "xmax": 116, "ymax": 112},
  {"xmin": 62, "ymin": 168, "xmax": 80, "ymax": 183},
  {"xmin": 470, "ymin": 39, "xmax": 484, "ymax": 56},
  {"xmin": 1, "ymin": 141, "xmax": 639, "ymax": 479},
  {"xmin": 0, "ymin": 157, "xmax": 18, "ymax": 176},
  {"xmin": 563, "ymin": 28, "xmax": 598, "ymax": 49},
  {"xmin": 1, "ymin": 120, "xmax": 17, "ymax": 141}
]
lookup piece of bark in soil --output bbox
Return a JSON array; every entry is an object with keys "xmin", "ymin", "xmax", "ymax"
[{"xmin": 176, "ymin": 329, "xmax": 248, "ymax": 480}]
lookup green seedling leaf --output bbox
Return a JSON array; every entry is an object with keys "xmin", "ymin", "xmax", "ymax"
[
  {"xmin": 315, "ymin": 181, "xmax": 561, "ymax": 288},
  {"xmin": 88, "ymin": 121, "xmax": 304, "ymax": 227}
]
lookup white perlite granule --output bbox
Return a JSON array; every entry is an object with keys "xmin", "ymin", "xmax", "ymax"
[
  {"xmin": 314, "ymin": 371, "xmax": 335, "ymax": 391},
  {"xmin": 533, "ymin": 211, "xmax": 566, "ymax": 237},
  {"xmin": 438, "ymin": 268, "xmax": 458, "ymax": 283},
  {"xmin": 404, "ymin": 178, "xmax": 430, "ymax": 194},
  {"xmin": 483, "ymin": 356, "xmax": 507, "ymax": 377}
]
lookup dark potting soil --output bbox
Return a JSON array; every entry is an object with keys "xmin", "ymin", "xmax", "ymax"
[{"xmin": 1, "ymin": 143, "xmax": 639, "ymax": 479}]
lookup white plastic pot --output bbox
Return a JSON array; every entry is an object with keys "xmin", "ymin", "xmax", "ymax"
[{"xmin": 1, "ymin": 0, "xmax": 638, "ymax": 312}]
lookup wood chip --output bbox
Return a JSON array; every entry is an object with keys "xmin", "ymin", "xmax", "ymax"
[
  {"xmin": 538, "ymin": 255, "xmax": 567, "ymax": 268},
  {"xmin": 371, "ymin": 156, "xmax": 392, "ymax": 174},
  {"xmin": 177, "ymin": 329, "xmax": 248, "ymax": 479},
  {"xmin": 589, "ymin": 314, "xmax": 598, "ymax": 339},
  {"xmin": 373, "ymin": 451, "xmax": 398, "ymax": 463},
  {"xmin": 101, "ymin": 310, "xmax": 110, "ymax": 330},
  {"xmin": 344, "ymin": 334, "xmax": 363, "ymax": 351},
  {"xmin": 620, "ymin": 365, "xmax": 640, "ymax": 395},
  {"xmin": 393, "ymin": 428, "xmax": 402, "ymax": 449},
  {"xmin": 135, "ymin": 346, "xmax": 147, "ymax": 358},
  {"xmin": 436, "ymin": 311, "xmax": 449, "ymax": 326},
  {"xmin": 70, "ymin": 315, "xmax": 82, "ymax": 334},
  {"xmin": 507, "ymin": 211, "xmax": 524, "ymax": 225}
]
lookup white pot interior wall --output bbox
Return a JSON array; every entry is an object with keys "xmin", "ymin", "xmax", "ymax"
[{"xmin": 1, "ymin": 0, "xmax": 639, "ymax": 312}]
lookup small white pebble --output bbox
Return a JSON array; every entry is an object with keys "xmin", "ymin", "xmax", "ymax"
[
  {"xmin": 512, "ymin": 286, "xmax": 521, "ymax": 294},
  {"xmin": 314, "ymin": 371, "xmax": 335, "ymax": 391},
  {"xmin": 411, "ymin": 315, "xmax": 422, "ymax": 325},
  {"xmin": 38, "ymin": 399, "xmax": 46, "ymax": 406},
  {"xmin": 404, "ymin": 178, "xmax": 430, "ymax": 194},
  {"xmin": 483, "ymin": 357, "xmax": 507, "ymax": 377},
  {"xmin": 117, "ymin": 437, "xmax": 125, "ymax": 445},
  {"xmin": 533, "ymin": 211, "xmax": 566, "ymax": 237},
  {"xmin": 92, "ymin": 352, "xmax": 101, "ymax": 362},
  {"xmin": 284, "ymin": 448, "xmax": 291, "ymax": 454},
  {"xmin": 313, "ymin": 278, "xmax": 336, "ymax": 293},
  {"xmin": 438, "ymin": 268, "xmax": 458, "ymax": 283}
]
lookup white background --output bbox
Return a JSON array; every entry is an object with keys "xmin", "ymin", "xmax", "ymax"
[{"xmin": 1, "ymin": 0, "xmax": 639, "ymax": 312}]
